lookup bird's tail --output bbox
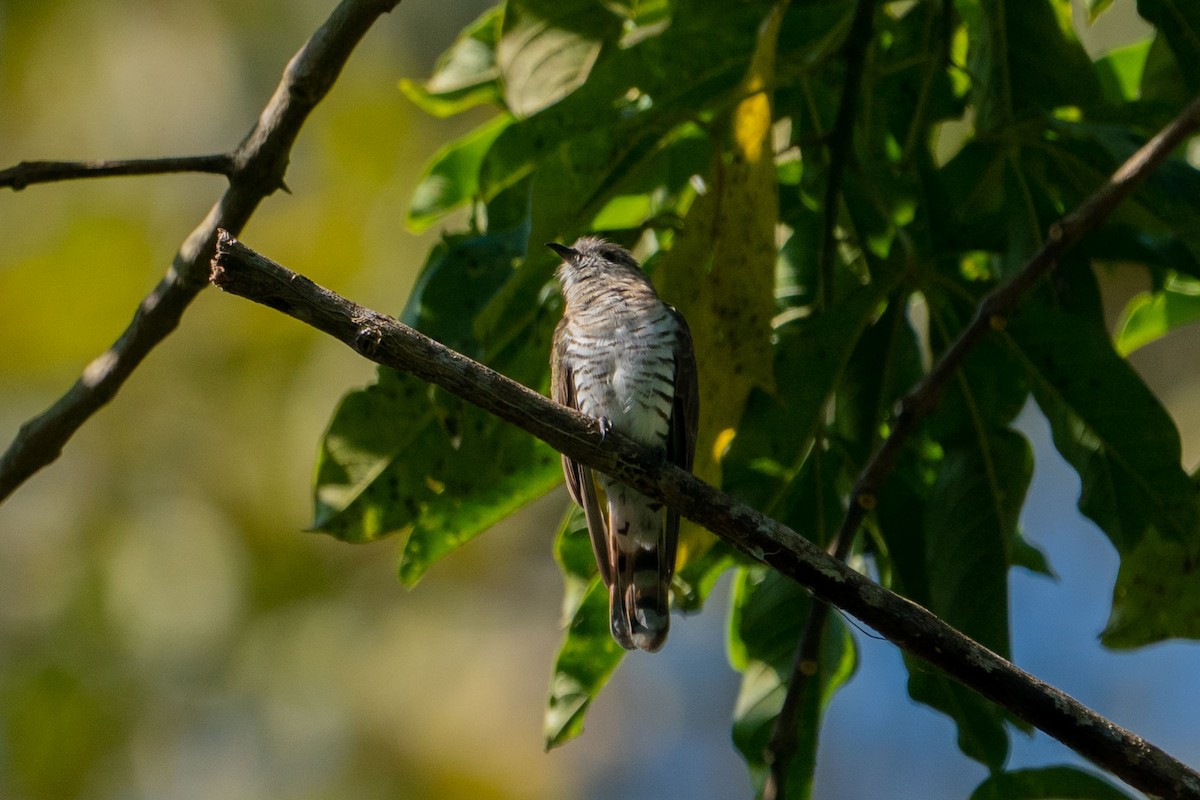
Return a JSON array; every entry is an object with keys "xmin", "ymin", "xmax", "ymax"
[{"xmin": 607, "ymin": 485, "xmax": 672, "ymax": 652}]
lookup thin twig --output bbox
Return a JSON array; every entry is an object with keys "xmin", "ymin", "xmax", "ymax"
[
  {"xmin": 0, "ymin": 155, "xmax": 235, "ymax": 190},
  {"xmin": 765, "ymin": 1, "xmax": 877, "ymax": 795},
  {"xmin": 765, "ymin": 85, "xmax": 1200, "ymax": 800},
  {"xmin": 210, "ymin": 230, "xmax": 1200, "ymax": 800},
  {"xmin": 817, "ymin": 0, "xmax": 877, "ymax": 311},
  {"xmin": 0, "ymin": 0, "xmax": 401, "ymax": 503},
  {"xmin": 835, "ymin": 89, "xmax": 1200, "ymax": 555},
  {"xmin": 762, "ymin": 522, "xmax": 854, "ymax": 800}
]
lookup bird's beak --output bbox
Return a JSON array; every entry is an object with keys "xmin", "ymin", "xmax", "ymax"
[{"xmin": 546, "ymin": 242, "xmax": 577, "ymax": 260}]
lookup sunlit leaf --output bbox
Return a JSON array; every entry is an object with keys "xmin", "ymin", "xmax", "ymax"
[
  {"xmin": 400, "ymin": 6, "xmax": 503, "ymax": 117},
  {"xmin": 407, "ymin": 114, "xmax": 513, "ymax": 232},
  {"xmin": 1094, "ymin": 39, "xmax": 1151, "ymax": 104},
  {"xmin": 497, "ymin": 0, "xmax": 620, "ymax": 118},
  {"xmin": 1115, "ymin": 281, "xmax": 1200, "ymax": 355}
]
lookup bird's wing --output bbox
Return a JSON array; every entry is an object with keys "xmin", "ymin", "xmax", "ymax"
[
  {"xmin": 664, "ymin": 305, "xmax": 700, "ymax": 570},
  {"xmin": 552, "ymin": 319, "xmax": 612, "ymax": 588}
]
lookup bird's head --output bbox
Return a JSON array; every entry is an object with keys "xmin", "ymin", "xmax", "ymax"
[{"xmin": 547, "ymin": 237, "xmax": 645, "ymax": 296}]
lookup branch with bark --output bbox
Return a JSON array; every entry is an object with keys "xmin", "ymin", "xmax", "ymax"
[
  {"xmin": 210, "ymin": 222, "xmax": 1199, "ymax": 799},
  {"xmin": 0, "ymin": 155, "xmax": 236, "ymax": 190},
  {"xmin": 761, "ymin": 90, "xmax": 1200, "ymax": 799},
  {"xmin": 0, "ymin": 0, "xmax": 401, "ymax": 503}
]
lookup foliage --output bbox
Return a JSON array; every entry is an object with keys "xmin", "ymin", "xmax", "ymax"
[{"xmin": 311, "ymin": 0, "xmax": 1200, "ymax": 795}]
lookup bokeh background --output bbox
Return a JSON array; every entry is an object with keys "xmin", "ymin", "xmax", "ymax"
[{"xmin": 1, "ymin": 1, "xmax": 1198, "ymax": 798}]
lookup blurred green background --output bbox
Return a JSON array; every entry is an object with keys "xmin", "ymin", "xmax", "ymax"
[
  {"xmin": 0, "ymin": 1, "xmax": 599, "ymax": 797},
  {"xmin": 4, "ymin": 2, "xmax": 1200, "ymax": 799}
]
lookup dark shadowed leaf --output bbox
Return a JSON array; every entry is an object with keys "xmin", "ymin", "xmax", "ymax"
[
  {"xmin": 1011, "ymin": 300, "xmax": 1198, "ymax": 552},
  {"xmin": 1137, "ymin": 0, "xmax": 1200, "ymax": 90},
  {"xmin": 312, "ymin": 228, "xmax": 563, "ymax": 585},
  {"xmin": 728, "ymin": 563, "xmax": 857, "ymax": 799},
  {"xmin": 969, "ymin": 765, "xmax": 1138, "ymax": 800},
  {"xmin": 1009, "ymin": 299, "xmax": 1200, "ymax": 647},
  {"xmin": 544, "ymin": 508, "xmax": 625, "ymax": 749}
]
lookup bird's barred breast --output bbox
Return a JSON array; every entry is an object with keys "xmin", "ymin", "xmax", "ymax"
[{"xmin": 567, "ymin": 305, "xmax": 677, "ymax": 447}]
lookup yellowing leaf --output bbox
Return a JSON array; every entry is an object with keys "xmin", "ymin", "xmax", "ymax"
[{"xmin": 655, "ymin": 1, "xmax": 787, "ymax": 563}]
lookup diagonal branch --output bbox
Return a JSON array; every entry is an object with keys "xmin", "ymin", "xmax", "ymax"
[
  {"xmin": 209, "ymin": 230, "xmax": 1200, "ymax": 800},
  {"xmin": 0, "ymin": 155, "xmax": 236, "ymax": 190},
  {"xmin": 0, "ymin": 0, "xmax": 401, "ymax": 504},
  {"xmin": 833, "ymin": 91, "xmax": 1200, "ymax": 555},
  {"xmin": 766, "ymin": 88, "xmax": 1200, "ymax": 800}
]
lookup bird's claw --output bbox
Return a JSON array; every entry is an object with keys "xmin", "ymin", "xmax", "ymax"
[{"xmin": 597, "ymin": 416, "xmax": 613, "ymax": 440}]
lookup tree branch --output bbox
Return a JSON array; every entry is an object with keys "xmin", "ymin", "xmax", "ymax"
[
  {"xmin": 0, "ymin": 0, "xmax": 401, "ymax": 504},
  {"xmin": 0, "ymin": 155, "xmax": 236, "ymax": 190},
  {"xmin": 761, "ymin": 88, "xmax": 1200, "ymax": 800},
  {"xmin": 767, "ymin": 0, "xmax": 877, "ymax": 793},
  {"xmin": 209, "ymin": 230, "xmax": 1200, "ymax": 800},
  {"xmin": 759, "ymin": 89, "xmax": 1200, "ymax": 799},
  {"xmin": 833, "ymin": 90, "xmax": 1200, "ymax": 558}
]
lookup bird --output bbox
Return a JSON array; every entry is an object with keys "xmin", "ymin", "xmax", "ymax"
[{"xmin": 548, "ymin": 236, "xmax": 699, "ymax": 652}]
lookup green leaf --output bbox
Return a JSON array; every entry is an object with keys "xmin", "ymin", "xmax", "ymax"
[
  {"xmin": 728, "ymin": 566, "xmax": 857, "ymax": 798},
  {"xmin": 833, "ymin": 293, "xmax": 925, "ymax": 466},
  {"xmin": 312, "ymin": 228, "xmax": 564, "ymax": 585},
  {"xmin": 400, "ymin": 6, "xmax": 503, "ymax": 117},
  {"xmin": 497, "ymin": 0, "xmax": 621, "ymax": 118},
  {"xmin": 959, "ymin": 0, "xmax": 1101, "ymax": 131},
  {"xmin": 587, "ymin": 124, "xmax": 711, "ymax": 231},
  {"xmin": 475, "ymin": 0, "xmax": 773, "ymax": 224},
  {"xmin": 880, "ymin": 291, "xmax": 1035, "ymax": 768},
  {"xmin": 407, "ymin": 114, "xmax": 514, "ymax": 232},
  {"xmin": 723, "ymin": 275, "xmax": 901, "ymax": 514},
  {"xmin": 1140, "ymin": 32, "xmax": 1194, "ymax": 110},
  {"xmin": 1137, "ymin": 0, "xmax": 1200, "ymax": 90},
  {"xmin": 903, "ymin": 426, "xmax": 1031, "ymax": 769},
  {"xmin": 968, "ymin": 765, "xmax": 1138, "ymax": 800},
  {"xmin": 1011, "ymin": 300, "xmax": 1198, "ymax": 553},
  {"xmin": 672, "ymin": 540, "xmax": 738, "ymax": 614},
  {"xmin": 1103, "ymin": 528, "xmax": 1200, "ymax": 647},
  {"xmin": 1009, "ymin": 298, "xmax": 1200, "ymax": 647},
  {"xmin": 1094, "ymin": 39, "xmax": 1151, "ymax": 104},
  {"xmin": 1116, "ymin": 279, "xmax": 1200, "ymax": 355},
  {"xmin": 924, "ymin": 430, "xmax": 1031, "ymax": 650},
  {"xmin": 544, "ymin": 510, "xmax": 625, "ymax": 749}
]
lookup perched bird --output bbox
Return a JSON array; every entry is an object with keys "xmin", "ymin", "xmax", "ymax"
[{"xmin": 548, "ymin": 237, "xmax": 699, "ymax": 652}]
